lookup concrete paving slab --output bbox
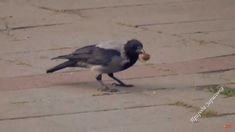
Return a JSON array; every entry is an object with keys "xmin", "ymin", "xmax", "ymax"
[
  {"xmin": 0, "ymin": 85, "xmax": 234, "ymax": 132},
  {"xmin": 0, "ymin": 86, "xmax": 168, "ymax": 119},
  {"xmin": 0, "ymin": 105, "xmax": 193, "ymax": 132},
  {"xmin": 0, "ymin": 2, "xmax": 82, "ymax": 28},
  {"xmin": 144, "ymin": 19, "xmax": 235, "ymax": 35},
  {"xmin": 67, "ymin": 0, "xmax": 235, "ymax": 25}
]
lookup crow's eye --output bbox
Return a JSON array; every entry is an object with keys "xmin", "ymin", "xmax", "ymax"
[
  {"xmin": 136, "ymin": 46, "xmax": 143, "ymax": 51},
  {"xmin": 132, "ymin": 46, "xmax": 138, "ymax": 50}
]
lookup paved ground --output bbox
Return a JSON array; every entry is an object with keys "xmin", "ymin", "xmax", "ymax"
[{"xmin": 0, "ymin": 0, "xmax": 235, "ymax": 131}]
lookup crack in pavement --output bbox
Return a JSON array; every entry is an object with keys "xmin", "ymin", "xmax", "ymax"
[
  {"xmin": 197, "ymin": 68, "xmax": 235, "ymax": 74},
  {"xmin": 134, "ymin": 18, "xmax": 234, "ymax": 27},
  {"xmin": 216, "ymin": 112, "xmax": 235, "ymax": 117},
  {"xmin": 180, "ymin": 28, "xmax": 235, "ymax": 35},
  {"xmin": 0, "ymin": 104, "xmax": 166, "ymax": 122},
  {"xmin": 37, "ymin": 2, "xmax": 165, "ymax": 13},
  {"xmin": 0, "ymin": 23, "xmax": 67, "ymax": 32},
  {"xmin": 195, "ymin": 53, "xmax": 235, "ymax": 59},
  {"xmin": 0, "ymin": 46, "xmax": 78, "ymax": 56},
  {"xmin": 36, "ymin": 2, "xmax": 160, "ymax": 18},
  {"xmin": 35, "ymin": 0, "xmax": 196, "ymax": 15},
  {"xmin": 168, "ymin": 101, "xmax": 235, "ymax": 118},
  {"xmin": 0, "ymin": 102, "xmax": 234, "ymax": 122}
]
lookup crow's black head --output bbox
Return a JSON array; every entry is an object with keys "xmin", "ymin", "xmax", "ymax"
[
  {"xmin": 122, "ymin": 39, "xmax": 144, "ymax": 70},
  {"xmin": 124, "ymin": 39, "xmax": 144, "ymax": 55}
]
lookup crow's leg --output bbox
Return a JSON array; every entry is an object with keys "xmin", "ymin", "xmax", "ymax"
[
  {"xmin": 108, "ymin": 73, "xmax": 133, "ymax": 87},
  {"xmin": 96, "ymin": 74, "xmax": 118, "ymax": 92}
]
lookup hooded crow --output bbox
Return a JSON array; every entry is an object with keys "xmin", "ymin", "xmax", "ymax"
[{"xmin": 47, "ymin": 39, "xmax": 148, "ymax": 92}]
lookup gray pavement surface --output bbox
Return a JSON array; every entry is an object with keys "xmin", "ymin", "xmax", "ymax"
[{"xmin": 0, "ymin": 0, "xmax": 235, "ymax": 131}]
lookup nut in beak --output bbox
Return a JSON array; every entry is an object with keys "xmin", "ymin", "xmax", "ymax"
[{"xmin": 138, "ymin": 49, "xmax": 150, "ymax": 62}]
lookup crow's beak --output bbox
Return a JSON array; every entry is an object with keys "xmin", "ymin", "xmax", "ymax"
[
  {"xmin": 137, "ymin": 48, "xmax": 145, "ymax": 54},
  {"xmin": 138, "ymin": 48, "xmax": 150, "ymax": 61}
]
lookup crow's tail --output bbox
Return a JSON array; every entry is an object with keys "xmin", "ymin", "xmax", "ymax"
[{"xmin": 46, "ymin": 60, "xmax": 76, "ymax": 73}]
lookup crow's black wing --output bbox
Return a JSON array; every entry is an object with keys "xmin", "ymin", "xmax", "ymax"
[
  {"xmin": 85, "ymin": 47, "xmax": 121, "ymax": 65},
  {"xmin": 53, "ymin": 45, "xmax": 121, "ymax": 66},
  {"xmin": 52, "ymin": 45, "xmax": 95, "ymax": 60}
]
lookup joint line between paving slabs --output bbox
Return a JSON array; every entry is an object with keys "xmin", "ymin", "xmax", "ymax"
[{"xmin": 0, "ymin": 104, "xmax": 166, "ymax": 122}]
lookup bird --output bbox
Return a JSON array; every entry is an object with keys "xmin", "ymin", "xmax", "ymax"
[{"xmin": 46, "ymin": 39, "xmax": 148, "ymax": 92}]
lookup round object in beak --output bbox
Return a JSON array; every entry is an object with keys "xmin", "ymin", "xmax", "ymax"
[{"xmin": 139, "ymin": 53, "xmax": 150, "ymax": 62}]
